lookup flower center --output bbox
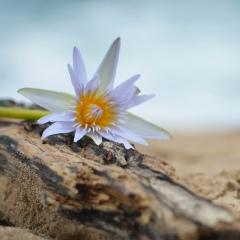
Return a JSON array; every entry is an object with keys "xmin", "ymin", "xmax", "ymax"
[
  {"xmin": 75, "ymin": 93, "xmax": 117, "ymax": 131},
  {"xmin": 82, "ymin": 103, "xmax": 103, "ymax": 124}
]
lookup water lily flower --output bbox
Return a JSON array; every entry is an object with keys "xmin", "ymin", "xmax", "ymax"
[{"xmin": 18, "ymin": 38, "xmax": 171, "ymax": 149}]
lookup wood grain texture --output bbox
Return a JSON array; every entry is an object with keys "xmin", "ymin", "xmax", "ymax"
[{"xmin": 0, "ymin": 118, "xmax": 240, "ymax": 240}]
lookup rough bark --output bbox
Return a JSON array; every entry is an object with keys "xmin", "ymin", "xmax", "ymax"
[
  {"xmin": 0, "ymin": 109, "xmax": 240, "ymax": 239},
  {"xmin": 0, "ymin": 226, "xmax": 47, "ymax": 240}
]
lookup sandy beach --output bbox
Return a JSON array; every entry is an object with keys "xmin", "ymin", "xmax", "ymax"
[{"xmin": 136, "ymin": 130, "xmax": 240, "ymax": 212}]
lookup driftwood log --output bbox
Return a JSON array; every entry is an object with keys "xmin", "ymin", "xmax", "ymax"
[{"xmin": 0, "ymin": 102, "xmax": 240, "ymax": 239}]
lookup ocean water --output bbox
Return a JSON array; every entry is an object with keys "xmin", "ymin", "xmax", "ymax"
[{"xmin": 0, "ymin": 0, "xmax": 240, "ymax": 133}]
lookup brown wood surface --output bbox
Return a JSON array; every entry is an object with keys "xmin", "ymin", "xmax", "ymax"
[{"xmin": 0, "ymin": 112, "xmax": 240, "ymax": 239}]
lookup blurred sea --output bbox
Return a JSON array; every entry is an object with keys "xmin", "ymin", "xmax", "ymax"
[{"xmin": 0, "ymin": 0, "xmax": 240, "ymax": 133}]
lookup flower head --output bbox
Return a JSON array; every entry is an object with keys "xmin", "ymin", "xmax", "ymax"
[{"xmin": 18, "ymin": 38, "xmax": 171, "ymax": 149}]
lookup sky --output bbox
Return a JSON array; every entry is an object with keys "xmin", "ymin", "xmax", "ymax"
[{"xmin": 0, "ymin": 0, "xmax": 240, "ymax": 133}]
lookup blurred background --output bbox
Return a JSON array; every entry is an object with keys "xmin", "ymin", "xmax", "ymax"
[{"xmin": 1, "ymin": 0, "xmax": 240, "ymax": 134}]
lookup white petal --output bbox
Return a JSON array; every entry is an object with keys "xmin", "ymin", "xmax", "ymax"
[
  {"xmin": 110, "ymin": 74, "xmax": 140, "ymax": 98},
  {"xmin": 38, "ymin": 111, "xmax": 75, "ymax": 124},
  {"xmin": 18, "ymin": 88, "xmax": 75, "ymax": 112},
  {"xmin": 98, "ymin": 130, "xmax": 133, "ymax": 149},
  {"xmin": 123, "ymin": 85, "xmax": 139, "ymax": 109},
  {"xmin": 73, "ymin": 47, "xmax": 87, "ymax": 85},
  {"xmin": 68, "ymin": 64, "xmax": 83, "ymax": 95},
  {"xmin": 41, "ymin": 122, "xmax": 75, "ymax": 140},
  {"xmin": 110, "ymin": 127, "xmax": 148, "ymax": 145},
  {"xmin": 74, "ymin": 127, "xmax": 87, "ymax": 142},
  {"xmin": 86, "ymin": 132, "xmax": 102, "ymax": 145},
  {"xmin": 95, "ymin": 38, "xmax": 120, "ymax": 94},
  {"xmin": 112, "ymin": 136, "xmax": 133, "ymax": 149},
  {"xmin": 124, "ymin": 112, "xmax": 172, "ymax": 139},
  {"xmin": 84, "ymin": 74, "xmax": 100, "ymax": 95},
  {"xmin": 126, "ymin": 94, "xmax": 155, "ymax": 110}
]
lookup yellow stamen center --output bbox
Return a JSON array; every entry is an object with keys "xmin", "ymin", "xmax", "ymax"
[{"xmin": 75, "ymin": 92, "xmax": 117, "ymax": 130}]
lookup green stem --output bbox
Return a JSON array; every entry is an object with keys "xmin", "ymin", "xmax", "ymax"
[{"xmin": 0, "ymin": 107, "xmax": 51, "ymax": 121}]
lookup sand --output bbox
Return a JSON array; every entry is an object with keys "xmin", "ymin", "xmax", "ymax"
[{"xmin": 136, "ymin": 131, "xmax": 240, "ymax": 212}]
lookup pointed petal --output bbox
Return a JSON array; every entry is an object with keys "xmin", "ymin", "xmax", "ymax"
[
  {"xmin": 41, "ymin": 122, "xmax": 75, "ymax": 140},
  {"xmin": 86, "ymin": 132, "xmax": 102, "ymax": 145},
  {"xmin": 95, "ymin": 38, "xmax": 120, "ymax": 94},
  {"xmin": 68, "ymin": 64, "xmax": 83, "ymax": 95},
  {"xmin": 110, "ymin": 74, "xmax": 140, "ymax": 98},
  {"xmin": 73, "ymin": 46, "xmax": 87, "ymax": 85},
  {"xmin": 38, "ymin": 111, "xmax": 75, "ymax": 124},
  {"xmin": 98, "ymin": 130, "xmax": 133, "ymax": 149},
  {"xmin": 74, "ymin": 127, "xmax": 87, "ymax": 142},
  {"xmin": 18, "ymin": 88, "xmax": 75, "ymax": 112},
  {"xmin": 68, "ymin": 47, "xmax": 87, "ymax": 95},
  {"xmin": 124, "ymin": 112, "xmax": 172, "ymax": 139},
  {"xmin": 126, "ymin": 94, "xmax": 155, "ymax": 110}
]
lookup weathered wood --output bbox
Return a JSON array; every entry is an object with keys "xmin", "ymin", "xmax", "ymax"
[
  {"xmin": 0, "ymin": 226, "xmax": 47, "ymax": 240},
  {"xmin": 0, "ymin": 117, "xmax": 240, "ymax": 239}
]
